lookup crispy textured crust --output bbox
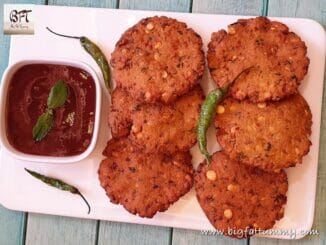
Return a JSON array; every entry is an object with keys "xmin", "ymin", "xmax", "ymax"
[
  {"xmin": 108, "ymin": 88, "xmax": 136, "ymax": 138},
  {"xmin": 111, "ymin": 16, "xmax": 205, "ymax": 103},
  {"xmin": 195, "ymin": 152, "xmax": 288, "ymax": 238},
  {"xmin": 215, "ymin": 94, "xmax": 312, "ymax": 172},
  {"xmin": 99, "ymin": 138, "xmax": 194, "ymax": 218},
  {"xmin": 129, "ymin": 86, "xmax": 204, "ymax": 153},
  {"xmin": 108, "ymin": 86, "xmax": 204, "ymax": 153},
  {"xmin": 207, "ymin": 17, "xmax": 309, "ymax": 102}
]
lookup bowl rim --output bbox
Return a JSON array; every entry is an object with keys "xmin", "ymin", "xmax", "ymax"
[{"xmin": 0, "ymin": 57, "xmax": 102, "ymax": 163}]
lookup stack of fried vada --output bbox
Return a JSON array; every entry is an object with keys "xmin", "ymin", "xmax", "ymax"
[
  {"xmin": 195, "ymin": 17, "xmax": 312, "ymax": 238},
  {"xmin": 99, "ymin": 16, "xmax": 205, "ymax": 218}
]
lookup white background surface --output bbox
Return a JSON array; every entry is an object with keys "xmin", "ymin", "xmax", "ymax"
[{"xmin": 0, "ymin": 5, "xmax": 325, "ymax": 239}]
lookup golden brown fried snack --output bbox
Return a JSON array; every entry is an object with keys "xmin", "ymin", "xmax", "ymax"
[
  {"xmin": 109, "ymin": 86, "xmax": 204, "ymax": 153},
  {"xmin": 195, "ymin": 151, "xmax": 288, "ymax": 238},
  {"xmin": 111, "ymin": 16, "xmax": 205, "ymax": 103},
  {"xmin": 129, "ymin": 86, "xmax": 204, "ymax": 153},
  {"xmin": 215, "ymin": 94, "xmax": 312, "ymax": 172},
  {"xmin": 99, "ymin": 137, "xmax": 194, "ymax": 218},
  {"xmin": 108, "ymin": 88, "xmax": 136, "ymax": 138},
  {"xmin": 207, "ymin": 17, "xmax": 309, "ymax": 102}
]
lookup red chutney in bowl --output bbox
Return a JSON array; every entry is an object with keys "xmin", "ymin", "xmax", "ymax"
[{"xmin": 6, "ymin": 64, "xmax": 96, "ymax": 156}]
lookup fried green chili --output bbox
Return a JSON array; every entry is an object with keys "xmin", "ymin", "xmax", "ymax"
[
  {"xmin": 197, "ymin": 87, "xmax": 228, "ymax": 164},
  {"xmin": 197, "ymin": 67, "xmax": 255, "ymax": 164},
  {"xmin": 25, "ymin": 168, "xmax": 91, "ymax": 214},
  {"xmin": 46, "ymin": 27, "xmax": 111, "ymax": 91}
]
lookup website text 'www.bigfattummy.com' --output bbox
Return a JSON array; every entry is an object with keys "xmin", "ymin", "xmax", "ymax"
[{"xmin": 201, "ymin": 227, "xmax": 319, "ymax": 239}]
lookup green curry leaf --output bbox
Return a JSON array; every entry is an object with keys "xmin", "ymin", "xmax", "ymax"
[
  {"xmin": 32, "ymin": 110, "xmax": 54, "ymax": 141},
  {"xmin": 32, "ymin": 79, "xmax": 68, "ymax": 141},
  {"xmin": 47, "ymin": 80, "xmax": 68, "ymax": 110}
]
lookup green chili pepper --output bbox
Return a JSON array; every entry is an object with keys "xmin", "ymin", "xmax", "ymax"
[
  {"xmin": 197, "ymin": 87, "xmax": 228, "ymax": 164},
  {"xmin": 197, "ymin": 67, "xmax": 255, "ymax": 164},
  {"xmin": 25, "ymin": 168, "xmax": 91, "ymax": 214},
  {"xmin": 46, "ymin": 27, "xmax": 112, "ymax": 91}
]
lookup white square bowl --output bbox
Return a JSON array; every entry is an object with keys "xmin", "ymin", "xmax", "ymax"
[{"xmin": 0, "ymin": 58, "xmax": 102, "ymax": 163}]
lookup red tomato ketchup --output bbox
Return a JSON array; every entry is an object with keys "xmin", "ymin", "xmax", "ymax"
[{"xmin": 6, "ymin": 64, "xmax": 96, "ymax": 156}]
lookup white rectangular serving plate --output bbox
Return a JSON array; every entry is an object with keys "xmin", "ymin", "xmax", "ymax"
[{"xmin": 0, "ymin": 5, "xmax": 325, "ymax": 240}]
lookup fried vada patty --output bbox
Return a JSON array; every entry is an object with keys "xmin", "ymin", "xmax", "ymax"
[
  {"xmin": 108, "ymin": 88, "xmax": 136, "ymax": 138},
  {"xmin": 99, "ymin": 137, "xmax": 194, "ymax": 218},
  {"xmin": 215, "ymin": 94, "xmax": 312, "ymax": 172},
  {"xmin": 207, "ymin": 16, "xmax": 309, "ymax": 102},
  {"xmin": 195, "ymin": 151, "xmax": 288, "ymax": 238},
  {"xmin": 108, "ymin": 86, "xmax": 204, "ymax": 153},
  {"xmin": 111, "ymin": 16, "xmax": 205, "ymax": 104}
]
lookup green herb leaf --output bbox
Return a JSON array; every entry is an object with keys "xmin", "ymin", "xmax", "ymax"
[
  {"xmin": 47, "ymin": 80, "xmax": 68, "ymax": 110},
  {"xmin": 32, "ymin": 110, "xmax": 54, "ymax": 141},
  {"xmin": 32, "ymin": 80, "xmax": 68, "ymax": 142}
]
